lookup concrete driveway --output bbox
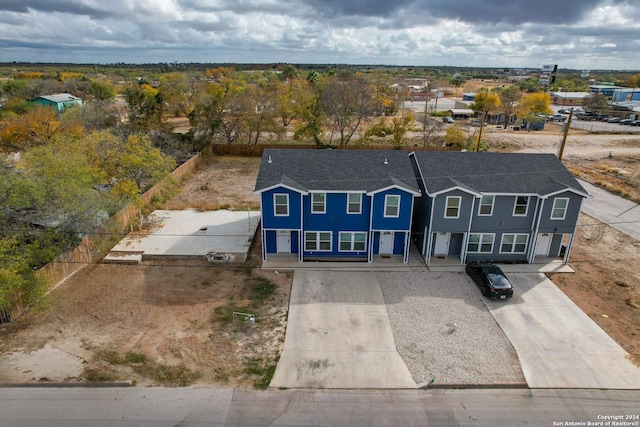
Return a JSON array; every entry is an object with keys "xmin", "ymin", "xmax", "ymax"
[
  {"xmin": 485, "ymin": 272, "xmax": 640, "ymax": 389},
  {"xmin": 579, "ymin": 179, "xmax": 640, "ymax": 241},
  {"xmin": 270, "ymin": 271, "xmax": 415, "ymax": 389}
]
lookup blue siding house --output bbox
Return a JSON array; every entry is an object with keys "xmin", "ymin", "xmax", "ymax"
[
  {"xmin": 31, "ymin": 93, "xmax": 82, "ymax": 112},
  {"xmin": 410, "ymin": 151, "xmax": 589, "ymax": 265},
  {"xmin": 254, "ymin": 149, "xmax": 421, "ymax": 263}
]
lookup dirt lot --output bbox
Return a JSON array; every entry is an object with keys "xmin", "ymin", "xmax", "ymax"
[
  {"xmin": 0, "ymin": 155, "xmax": 290, "ymax": 388},
  {"xmin": 1, "ymin": 135, "xmax": 640, "ymax": 386}
]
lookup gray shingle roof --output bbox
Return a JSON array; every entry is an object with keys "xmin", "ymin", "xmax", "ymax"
[
  {"xmin": 254, "ymin": 149, "xmax": 420, "ymax": 194},
  {"xmin": 411, "ymin": 151, "xmax": 588, "ymax": 197}
]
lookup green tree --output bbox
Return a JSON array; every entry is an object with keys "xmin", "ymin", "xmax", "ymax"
[
  {"xmin": 470, "ymin": 90, "xmax": 502, "ymax": 115},
  {"xmin": 0, "ymin": 106, "xmax": 83, "ymax": 152},
  {"xmin": 90, "ymin": 80, "xmax": 116, "ymax": 101},
  {"xmin": 390, "ymin": 112, "xmax": 416, "ymax": 147},
  {"xmin": 293, "ymin": 75, "xmax": 324, "ymax": 146},
  {"xmin": 159, "ymin": 72, "xmax": 205, "ymax": 130},
  {"xmin": 496, "ymin": 86, "xmax": 522, "ymax": 127},
  {"xmin": 84, "ymin": 130, "xmax": 175, "ymax": 199},
  {"xmin": 515, "ymin": 92, "xmax": 553, "ymax": 131},
  {"xmin": 444, "ymin": 125, "xmax": 467, "ymax": 149},
  {"xmin": 244, "ymin": 83, "xmax": 281, "ymax": 145},
  {"xmin": 581, "ymin": 93, "xmax": 610, "ymax": 114},
  {"xmin": 625, "ymin": 74, "xmax": 640, "ymax": 88},
  {"xmin": 0, "ymin": 237, "xmax": 48, "ymax": 314},
  {"xmin": 124, "ymin": 83, "xmax": 164, "ymax": 131}
]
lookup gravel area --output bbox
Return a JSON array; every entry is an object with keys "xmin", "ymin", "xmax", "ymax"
[{"xmin": 378, "ymin": 269, "xmax": 525, "ymax": 386}]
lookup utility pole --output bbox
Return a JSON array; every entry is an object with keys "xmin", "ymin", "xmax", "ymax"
[{"xmin": 557, "ymin": 109, "xmax": 573, "ymax": 160}]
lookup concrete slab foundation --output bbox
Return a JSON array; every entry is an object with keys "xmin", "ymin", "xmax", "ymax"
[{"xmin": 104, "ymin": 209, "xmax": 260, "ymax": 263}]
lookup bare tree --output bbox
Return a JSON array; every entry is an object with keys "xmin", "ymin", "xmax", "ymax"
[{"xmin": 321, "ymin": 75, "xmax": 373, "ymax": 146}]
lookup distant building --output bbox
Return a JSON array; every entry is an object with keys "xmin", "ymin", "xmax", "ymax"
[
  {"xmin": 550, "ymin": 92, "xmax": 591, "ymax": 106},
  {"xmin": 31, "ymin": 93, "xmax": 82, "ymax": 112},
  {"xmin": 589, "ymin": 85, "xmax": 625, "ymax": 98},
  {"xmin": 611, "ymin": 88, "xmax": 640, "ymax": 103}
]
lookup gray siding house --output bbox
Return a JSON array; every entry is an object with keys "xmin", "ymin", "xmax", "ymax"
[{"xmin": 410, "ymin": 151, "xmax": 589, "ymax": 265}]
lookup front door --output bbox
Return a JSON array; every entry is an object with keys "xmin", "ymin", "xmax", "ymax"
[
  {"xmin": 277, "ymin": 230, "xmax": 291, "ymax": 253},
  {"xmin": 379, "ymin": 232, "xmax": 394, "ymax": 255},
  {"xmin": 535, "ymin": 233, "xmax": 552, "ymax": 256},
  {"xmin": 434, "ymin": 232, "xmax": 450, "ymax": 255}
]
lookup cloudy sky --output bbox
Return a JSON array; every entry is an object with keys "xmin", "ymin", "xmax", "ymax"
[{"xmin": 0, "ymin": 0, "xmax": 638, "ymax": 69}]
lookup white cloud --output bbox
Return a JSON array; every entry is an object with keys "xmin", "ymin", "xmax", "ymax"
[{"xmin": 0, "ymin": 0, "xmax": 637, "ymax": 68}]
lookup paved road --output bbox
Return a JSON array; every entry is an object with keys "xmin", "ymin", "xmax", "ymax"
[
  {"xmin": 270, "ymin": 271, "xmax": 415, "ymax": 389},
  {"xmin": 578, "ymin": 179, "xmax": 640, "ymax": 242},
  {"xmin": 1, "ymin": 387, "xmax": 640, "ymax": 426},
  {"xmin": 485, "ymin": 272, "xmax": 640, "ymax": 389}
]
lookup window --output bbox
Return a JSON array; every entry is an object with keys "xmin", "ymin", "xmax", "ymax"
[
  {"xmin": 478, "ymin": 195, "xmax": 494, "ymax": 216},
  {"xmin": 551, "ymin": 198, "xmax": 569, "ymax": 220},
  {"xmin": 339, "ymin": 232, "xmax": 367, "ymax": 252},
  {"xmin": 347, "ymin": 193, "xmax": 362, "ymax": 214},
  {"xmin": 467, "ymin": 233, "xmax": 494, "ymax": 253},
  {"xmin": 500, "ymin": 234, "xmax": 528, "ymax": 253},
  {"xmin": 312, "ymin": 193, "xmax": 325, "ymax": 213},
  {"xmin": 445, "ymin": 196, "xmax": 461, "ymax": 218},
  {"xmin": 274, "ymin": 194, "xmax": 289, "ymax": 216},
  {"xmin": 304, "ymin": 231, "xmax": 331, "ymax": 251},
  {"xmin": 513, "ymin": 196, "xmax": 529, "ymax": 216},
  {"xmin": 384, "ymin": 195, "xmax": 400, "ymax": 217}
]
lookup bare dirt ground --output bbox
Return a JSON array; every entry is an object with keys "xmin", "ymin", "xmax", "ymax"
[{"xmin": 1, "ymin": 135, "xmax": 639, "ymax": 386}]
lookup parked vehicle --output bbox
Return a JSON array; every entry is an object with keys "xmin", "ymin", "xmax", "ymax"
[
  {"xmin": 442, "ymin": 117, "xmax": 454, "ymax": 124},
  {"xmin": 608, "ymin": 117, "xmax": 621, "ymax": 123},
  {"xmin": 575, "ymin": 112, "xmax": 596, "ymax": 121},
  {"xmin": 620, "ymin": 119, "xmax": 632, "ymax": 125},
  {"xmin": 470, "ymin": 120, "xmax": 487, "ymax": 127},
  {"xmin": 597, "ymin": 115, "xmax": 610, "ymax": 121},
  {"xmin": 465, "ymin": 261, "xmax": 514, "ymax": 299},
  {"xmin": 547, "ymin": 114, "xmax": 567, "ymax": 122},
  {"xmin": 630, "ymin": 120, "xmax": 640, "ymax": 126},
  {"xmin": 557, "ymin": 109, "xmax": 571, "ymax": 114}
]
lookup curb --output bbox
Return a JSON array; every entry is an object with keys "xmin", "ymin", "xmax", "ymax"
[
  {"xmin": 420, "ymin": 382, "xmax": 529, "ymax": 390},
  {"xmin": 0, "ymin": 380, "xmax": 133, "ymax": 388}
]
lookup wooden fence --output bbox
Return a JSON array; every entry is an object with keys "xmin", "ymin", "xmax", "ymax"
[
  {"xmin": 32, "ymin": 152, "xmax": 205, "ymax": 297},
  {"xmin": 209, "ymin": 143, "xmax": 457, "ymax": 156}
]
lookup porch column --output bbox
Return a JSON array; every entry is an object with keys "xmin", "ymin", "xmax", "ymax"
[
  {"xmin": 403, "ymin": 231, "xmax": 409, "ymax": 263},
  {"xmin": 368, "ymin": 231, "xmax": 374, "ymax": 262},
  {"xmin": 299, "ymin": 230, "xmax": 303, "ymax": 262}
]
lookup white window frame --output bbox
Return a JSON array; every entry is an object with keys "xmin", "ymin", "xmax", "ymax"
[
  {"xmin": 478, "ymin": 195, "xmax": 494, "ymax": 216},
  {"xmin": 304, "ymin": 231, "xmax": 332, "ymax": 252},
  {"xmin": 311, "ymin": 192, "xmax": 326, "ymax": 214},
  {"xmin": 513, "ymin": 195, "xmax": 529, "ymax": 216},
  {"xmin": 273, "ymin": 193, "xmax": 289, "ymax": 216},
  {"xmin": 445, "ymin": 196, "xmax": 461, "ymax": 219},
  {"xmin": 384, "ymin": 195, "xmax": 400, "ymax": 218},
  {"xmin": 347, "ymin": 193, "xmax": 362, "ymax": 214},
  {"xmin": 338, "ymin": 232, "xmax": 367, "ymax": 252},
  {"xmin": 551, "ymin": 197, "xmax": 569, "ymax": 220},
  {"xmin": 500, "ymin": 233, "xmax": 529, "ymax": 254},
  {"xmin": 467, "ymin": 233, "xmax": 495, "ymax": 253}
]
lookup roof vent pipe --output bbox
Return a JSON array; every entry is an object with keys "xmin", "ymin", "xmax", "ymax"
[
  {"xmin": 383, "ymin": 158, "xmax": 388, "ymax": 165},
  {"xmin": 268, "ymin": 155, "xmax": 272, "ymax": 164}
]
